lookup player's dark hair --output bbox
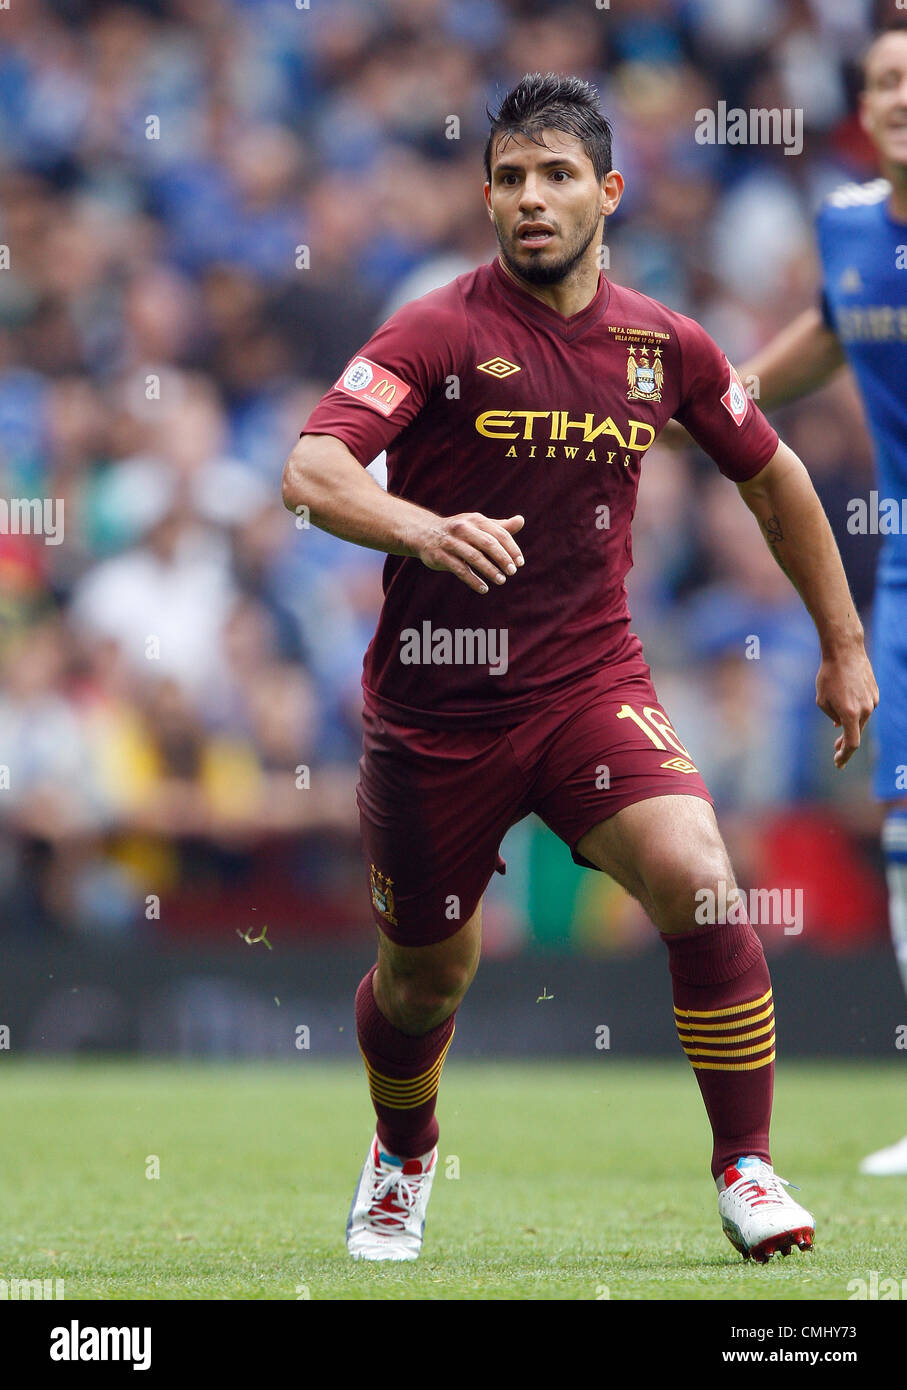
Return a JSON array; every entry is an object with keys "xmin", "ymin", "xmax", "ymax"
[
  {"xmin": 484, "ymin": 73, "xmax": 613, "ymax": 185},
  {"xmin": 861, "ymin": 20, "xmax": 907, "ymax": 87}
]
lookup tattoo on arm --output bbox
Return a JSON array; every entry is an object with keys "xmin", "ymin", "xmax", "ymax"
[{"xmin": 762, "ymin": 513, "xmax": 794, "ymax": 584}]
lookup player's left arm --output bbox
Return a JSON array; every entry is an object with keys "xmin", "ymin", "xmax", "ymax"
[{"xmin": 736, "ymin": 438, "xmax": 879, "ymax": 769}]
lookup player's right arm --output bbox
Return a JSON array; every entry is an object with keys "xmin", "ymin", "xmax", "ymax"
[
  {"xmin": 284, "ymin": 285, "xmax": 524, "ymax": 594},
  {"xmin": 738, "ymin": 305, "xmax": 846, "ymax": 413},
  {"xmin": 281, "ymin": 432, "xmax": 524, "ymax": 596}
]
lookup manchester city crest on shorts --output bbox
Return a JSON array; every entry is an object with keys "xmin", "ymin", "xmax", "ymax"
[
  {"xmin": 626, "ymin": 345, "xmax": 664, "ymax": 402},
  {"xmin": 369, "ymin": 863, "xmax": 398, "ymax": 926}
]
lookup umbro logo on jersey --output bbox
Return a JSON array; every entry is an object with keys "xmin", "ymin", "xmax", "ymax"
[
  {"xmin": 335, "ymin": 356, "xmax": 411, "ymax": 417},
  {"xmin": 838, "ymin": 266, "xmax": 862, "ymax": 293},
  {"xmin": 477, "ymin": 356, "xmax": 521, "ymax": 378}
]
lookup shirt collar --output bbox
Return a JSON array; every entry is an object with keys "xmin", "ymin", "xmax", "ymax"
[{"xmin": 490, "ymin": 255, "xmax": 610, "ymax": 340}]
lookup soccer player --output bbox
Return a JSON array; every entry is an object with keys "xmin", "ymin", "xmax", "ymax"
[
  {"xmin": 282, "ymin": 74, "xmax": 877, "ymax": 1262},
  {"xmin": 738, "ymin": 25, "xmax": 907, "ymax": 1176}
]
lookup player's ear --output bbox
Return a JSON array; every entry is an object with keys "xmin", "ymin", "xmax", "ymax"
[
  {"xmin": 483, "ymin": 182, "xmax": 494, "ymax": 219},
  {"xmin": 601, "ymin": 169, "xmax": 624, "ymax": 217}
]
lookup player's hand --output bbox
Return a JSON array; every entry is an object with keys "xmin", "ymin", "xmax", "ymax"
[
  {"xmin": 416, "ymin": 513, "xmax": 525, "ymax": 594},
  {"xmin": 815, "ymin": 644, "xmax": 879, "ymax": 769}
]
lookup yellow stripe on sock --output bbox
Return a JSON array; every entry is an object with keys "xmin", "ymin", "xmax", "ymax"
[
  {"xmin": 364, "ymin": 1046, "xmax": 451, "ymax": 1098},
  {"xmin": 674, "ymin": 1002, "xmax": 774, "ymax": 1032},
  {"xmin": 689, "ymin": 1050, "xmax": 775, "ymax": 1072},
  {"xmin": 360, "ymin": 1031, "xmax": 455, "ymax": 1110},
  {"xmin": 367, "ymin": 1080, "xmax": 445, "ymax": 1109},
  {"xmin": 673, "ymin": 987, "xmax": 772, "ymax": 1021},
  {"xmin": 362, "ymin": 1030, "xmax": 455, "ymax": 1089},
  {"xmin": 366, "ymin": 1063, "xmax": 451, "ymax": 1104},
  {"xmin": 364, "ymin": 1056, "xmax": 447, "ymax": 1099},
  {"xmin": 680, "ymin": 1033, "xmax": 775, "ymax": 1061},
  {"xmin": 676, "ymin": 1020, "xmax": 774, "ymax": 1048}
]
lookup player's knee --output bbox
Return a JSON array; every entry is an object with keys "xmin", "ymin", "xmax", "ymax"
[
  {"xmin": 648, "ymin": 844, "xmax": 737, "ymax": 934},
  {"xmin": 374, "ymin": 909, "xmax": 481, "ymax": 1032},
  {"xmin": 380, "ymin": 958, "xmax": 475, "ymax": 1032}
]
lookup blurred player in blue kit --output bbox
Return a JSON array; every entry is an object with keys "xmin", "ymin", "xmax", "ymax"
[{"xmin": 741, "ymin": 24, "xmax": 907, "ymax": 1175}]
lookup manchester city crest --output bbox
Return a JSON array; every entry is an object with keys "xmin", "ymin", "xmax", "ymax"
[
  {"xmin": 626, "ymin": 345, "xmax": 664, "ymax": 403},
  {"xmin": 369, "ymin": 863, "xmax": 398, "ymax": 926}
]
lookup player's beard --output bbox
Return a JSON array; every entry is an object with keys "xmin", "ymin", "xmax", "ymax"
[{"xmin": 497, "ymin": 205, "xmax": 604, "ymax": 287}]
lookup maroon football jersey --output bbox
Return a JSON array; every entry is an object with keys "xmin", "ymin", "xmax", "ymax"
[{"xmin": 301, "ymin": 257, "xmax": 778, "ymax": 728}]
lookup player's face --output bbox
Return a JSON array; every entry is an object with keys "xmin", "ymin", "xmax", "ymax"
[
  {"xmin": 860, "ymin": 33, "xmax": 907, "ymax": 169},
  {"xmin": 484, "ymin": 130, "xmax": 621, "ymax": 286}
]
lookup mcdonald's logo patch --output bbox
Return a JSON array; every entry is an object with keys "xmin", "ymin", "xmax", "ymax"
[{"xmin": 336, "ymin": 356, "xmax": 411, "ymax": 417}]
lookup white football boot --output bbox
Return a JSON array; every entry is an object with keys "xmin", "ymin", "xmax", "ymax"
[
  {"xmin": 346, "ymin": 1135, "xmax": 437, "ymax": 1261},
  {"xmin": 859, "ymin": 1134, "xmax": 907, "ymax": 1176},
  {"xmin": 718, "ymin": 1155, "xmax": 815, "ymax": 1263}
]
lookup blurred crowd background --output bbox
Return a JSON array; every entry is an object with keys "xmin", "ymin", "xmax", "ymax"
[{"xmin": 0, "ymin": 0, "xmax": 896, "ymax": 954}]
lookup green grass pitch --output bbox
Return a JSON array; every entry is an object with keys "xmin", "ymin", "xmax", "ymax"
[{"xmin": 0, "ymin": 1059, "xmax": 903, "ymax": 1300}]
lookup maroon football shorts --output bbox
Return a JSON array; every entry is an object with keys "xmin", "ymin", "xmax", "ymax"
[{"xmin": 357, "ymin": 655, "xmax": 713, "ymax": 946}]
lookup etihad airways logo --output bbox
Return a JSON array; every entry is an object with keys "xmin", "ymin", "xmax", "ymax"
[{"xmin": 475, "ymin": 410, "xmax": 655, "ymax": 464}]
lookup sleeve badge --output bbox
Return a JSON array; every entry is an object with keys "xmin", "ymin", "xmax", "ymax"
[
  {"xmin": 336, "ymin": 356, "xmax": 412, "ymax": 417},
  {"xmin": 720, "ymin": 361, "xmax": 749, "ymax": 426}
]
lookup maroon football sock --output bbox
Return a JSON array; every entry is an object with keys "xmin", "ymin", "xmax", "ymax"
[
  {"xmin": 661, "ymin": 915, "xmax": 774, "ymax": 1180},
  {"xmin": 355, "ymin": 965, "xmax": 455, "ymax": 1159}
]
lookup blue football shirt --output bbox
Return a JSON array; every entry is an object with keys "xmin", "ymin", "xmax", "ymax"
[
  {"xmin": 816, "ymin": 178, "xmax": 907, "ymax": 798},
  {"xmin": 817, "ymin": 177, "xmax": 907, "ymax": 584}
]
